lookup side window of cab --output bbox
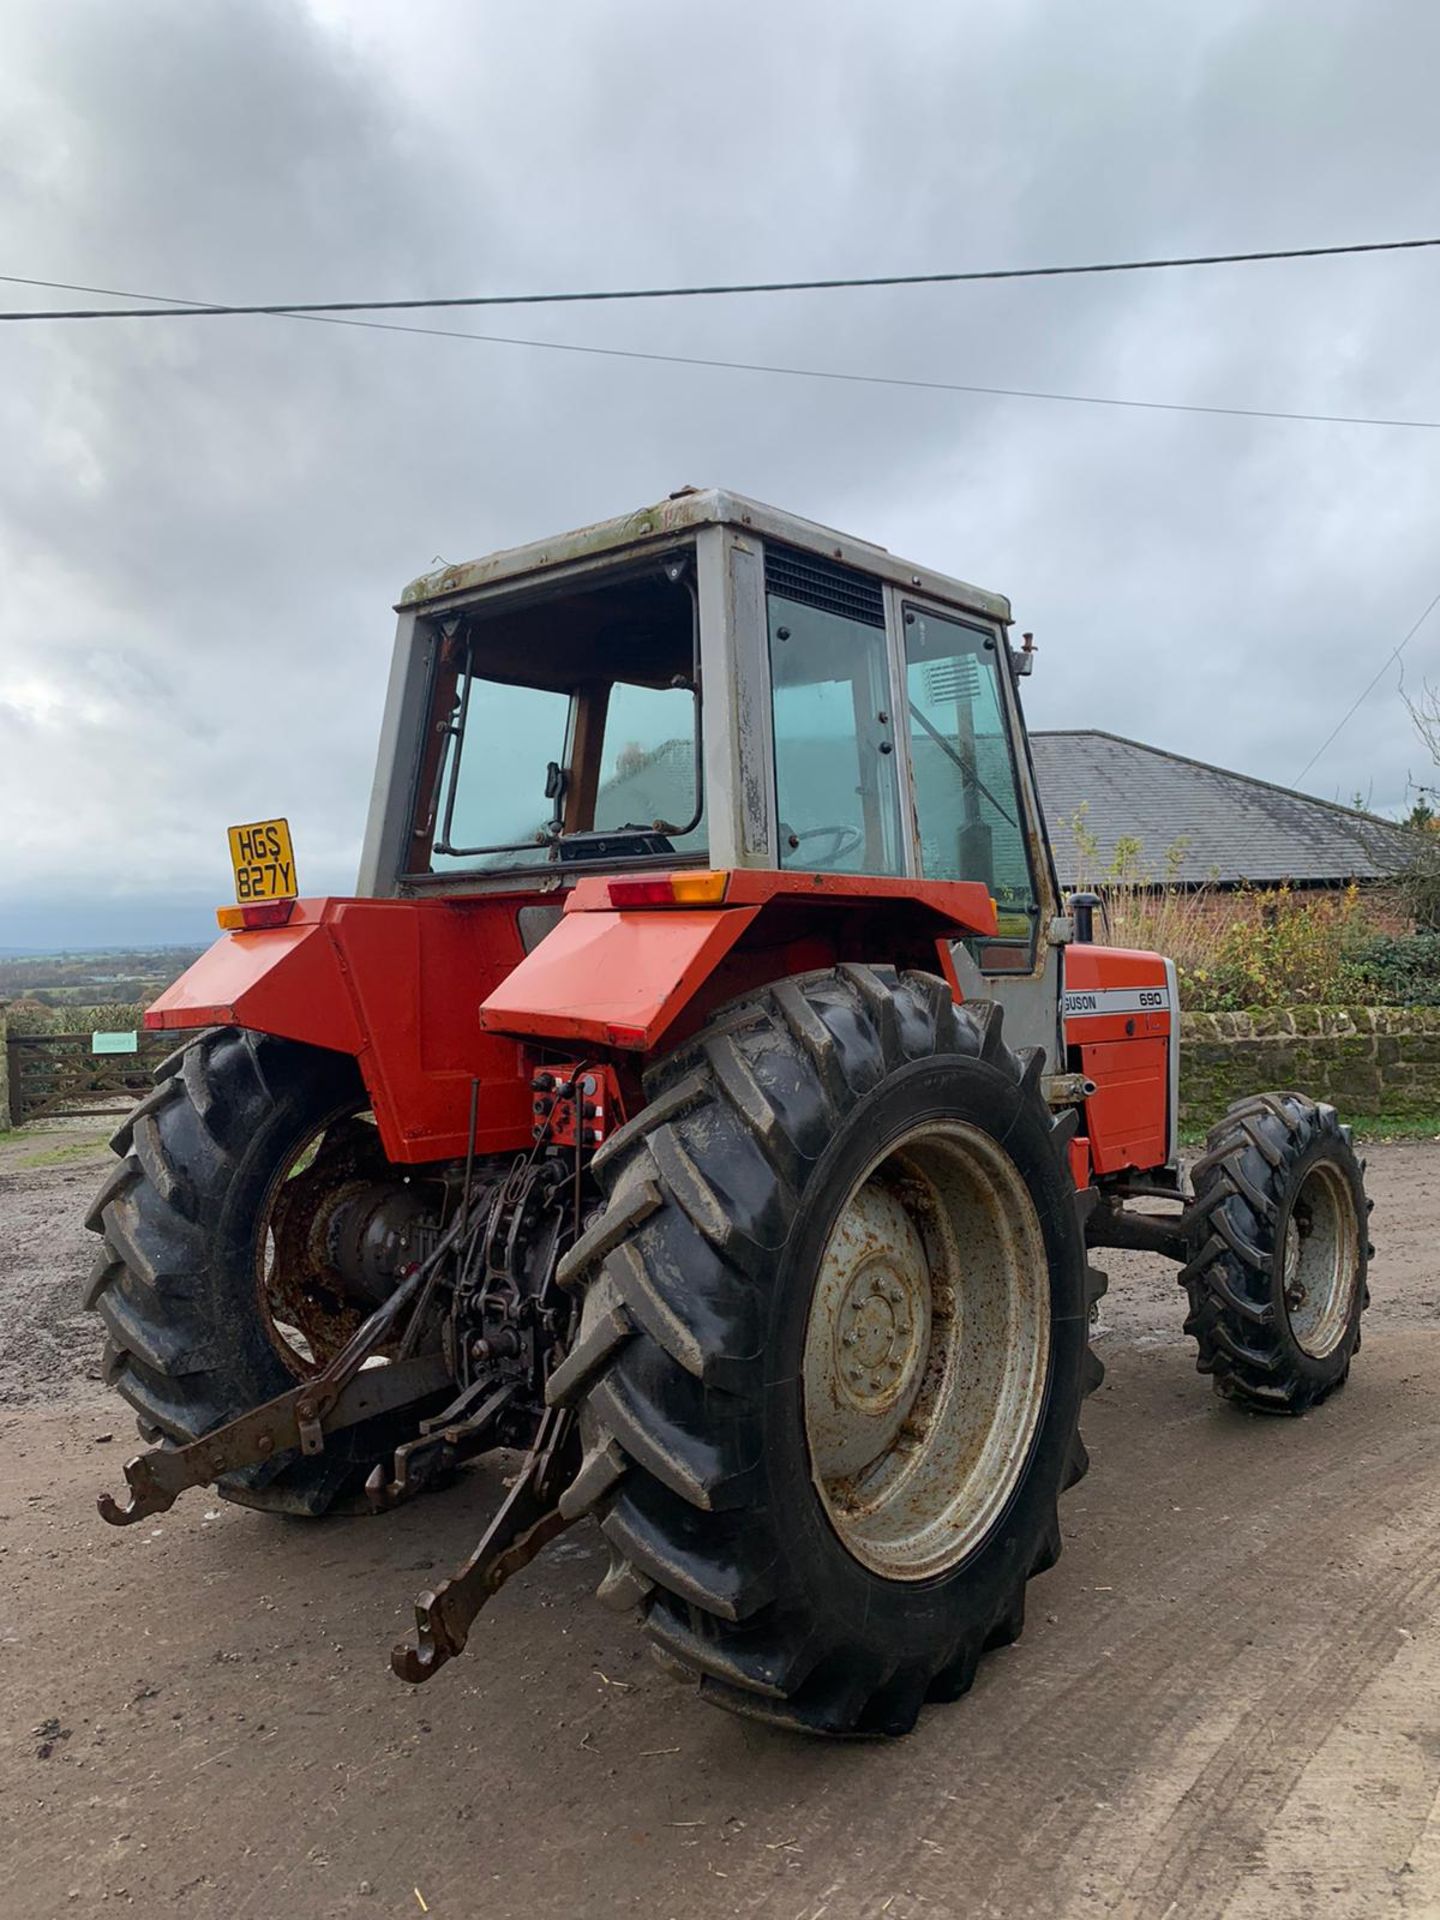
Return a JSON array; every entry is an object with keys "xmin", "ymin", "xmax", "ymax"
[
  {"xmin": 765, "ymin": 545, "xmax": 904, "ymax": 876},
  {"xmin": 902, "ymin": 606, "xmax": 1039, "ymax": 970}
]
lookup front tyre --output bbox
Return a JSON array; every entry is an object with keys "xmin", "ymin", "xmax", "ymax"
[
  {"xmin": 552, "ymin": 966, "xmax": 1100, "ymax": 1738},
  {"xmin": 1182, "ymin": 1093, "xmax": 1372, "ymax": 1413}
]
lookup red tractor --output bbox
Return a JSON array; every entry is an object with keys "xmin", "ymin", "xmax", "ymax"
[{"xmin": 88, "ymin": 489, "xmax": 1371, "ymax": 1737}]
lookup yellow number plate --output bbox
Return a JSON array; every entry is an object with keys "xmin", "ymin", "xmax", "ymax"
[{"xmin": 227, "ymin": 818, "xmax": 298, "ymax": 902}]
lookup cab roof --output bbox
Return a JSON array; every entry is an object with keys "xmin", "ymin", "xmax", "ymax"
[{"xmin": 399, "ymin": 486, "xmax": 1012, "ymax": 625}]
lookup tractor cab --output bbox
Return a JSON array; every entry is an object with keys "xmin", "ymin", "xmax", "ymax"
[
  {"xmin": 358, "ymin": 488, "xmax": 1065, "ymax": 1086},
  {"xmin": 361, "ymin": 488, "xmax": 1054, "ymax": 984}
]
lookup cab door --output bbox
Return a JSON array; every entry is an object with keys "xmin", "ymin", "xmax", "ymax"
[{"xmin": 896, "ymin": 601, "xmax": 1062, "ymax": 1066}]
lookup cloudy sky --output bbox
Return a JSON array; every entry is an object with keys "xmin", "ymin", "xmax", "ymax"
[{"xmin": 3, "ymin": 0, "xmax": 1439, "ymax": 948}]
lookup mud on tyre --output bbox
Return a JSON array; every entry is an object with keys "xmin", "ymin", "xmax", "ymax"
[{"xmin": 551, "ymin": 965, "xmax": 1103, "ymax": 1738}]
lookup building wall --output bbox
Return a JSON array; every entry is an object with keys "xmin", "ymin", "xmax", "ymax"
[
  {"xmin": 1077, "ymin": 880, "xmax": 1410, "ymax": 936},
  {"xmin": 1166, "ymin": 882, "xmax": 1412, "ymax": 936}
]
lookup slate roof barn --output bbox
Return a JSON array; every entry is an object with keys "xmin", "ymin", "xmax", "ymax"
[{"xmin": 1030, "ymin": 730, "xmax": 1409, "ymax": 891}]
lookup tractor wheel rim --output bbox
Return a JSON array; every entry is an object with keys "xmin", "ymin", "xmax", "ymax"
[
  {"xmin": 1281, "ymin": 1159, "xmax": 1360, "ymax": 1359},
  {"xmin": 802, "ymin": 1119, "xmax": 1051, "ymax": 1581}
]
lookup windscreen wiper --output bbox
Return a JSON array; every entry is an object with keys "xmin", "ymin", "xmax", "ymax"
[{"xmin": 907, "ymin": 701, "xmax": 1020, "ymax": 830}]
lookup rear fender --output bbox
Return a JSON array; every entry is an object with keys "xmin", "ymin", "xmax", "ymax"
[
  {"xmin": 145, "ymin": 897, "xmax": 538, "ymax": 1163},
  {"xmin": 146, "ymin": 912, "xmax": 364, "ymax": 1052},
  {"xmin": 478, "ymin": 870, "xmax": 998, "ymax": 1054},
  {"xmin": 144, "ymin": 877, "xmax": 999, "ymax": 1159}
]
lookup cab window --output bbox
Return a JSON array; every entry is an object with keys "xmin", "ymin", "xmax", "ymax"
[
  {"xmin": 903, "ymin": 605, "xmax": 1038, "ymax": 968},
  {"xmin": 416, "ymin": 560, "xmax": 704, "ymax": 874},
  {"xmin": 766, "ymin": 545, "xmax": 903, "ymax": 875}
]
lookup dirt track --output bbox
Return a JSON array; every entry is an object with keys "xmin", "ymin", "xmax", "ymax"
[{"xmin": 5, "ymin": 1123, "xmax": 1440, "ymax": 1918}]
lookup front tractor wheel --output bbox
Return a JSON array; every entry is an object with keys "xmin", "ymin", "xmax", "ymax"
[
  {"xmin": 1182, "ymin": 1092, "xmax": 1372, "ymax": 1413},
  {"xmin": 552, "ymin": 966, "xmax": 1101, "ymax": 1738},
  {"xmin": 85, "ymin": 1028, "xmax": 439, "ymax": 1515}
]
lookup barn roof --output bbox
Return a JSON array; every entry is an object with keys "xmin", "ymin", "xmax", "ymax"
[{"xmin": 1031, "ymin": 730, "xmax": 1408, "ymax": 888}]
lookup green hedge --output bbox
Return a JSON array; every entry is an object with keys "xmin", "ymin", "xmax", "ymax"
[
  {"xmin": 1341, "ymin": 934, "xmax": 1440, "ymax": 1007},
  {"xmin": 5, "ymin": 1000, "xmax": 148, "ymax": 1037}
]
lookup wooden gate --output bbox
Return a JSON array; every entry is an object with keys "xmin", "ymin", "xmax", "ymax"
[{"xmin": 6, "ymin": 1031, "xmax": 174, "ymax": 1127}]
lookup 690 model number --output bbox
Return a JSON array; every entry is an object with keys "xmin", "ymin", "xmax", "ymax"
[{"xmin": 1063, "ymin": 985, "xmax": 1171, "ymax": 1018}]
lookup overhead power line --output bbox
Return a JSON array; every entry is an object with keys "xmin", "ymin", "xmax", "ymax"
[
  {"xmin": 2, "ymin": 233, "xmax": 1440, "ymax": 322},
  {"xmin": 1294, "ymin": 584, "xmax": 1440, "ymax": 787},
  {"xmin": 277, "ymin": 316, "xmax": 1440, "ymax": 432},
  {"xmin": 3, "ymin": 268, "xmax": 1439, "ymax": 432}
]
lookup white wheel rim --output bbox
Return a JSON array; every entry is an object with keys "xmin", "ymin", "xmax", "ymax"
[
  {"xmin": 801, "ymin": 1120, "xmax": 1052, "ymax": 1581},
  {"xmin": 1282, "ymin": 1159, "xmax": 1361, "ymax": 1360}
]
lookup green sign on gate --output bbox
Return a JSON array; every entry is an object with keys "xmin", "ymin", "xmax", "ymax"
[{"xmin": 91, "ymin": 1031, "xmax": 139, "ymax": 1055}]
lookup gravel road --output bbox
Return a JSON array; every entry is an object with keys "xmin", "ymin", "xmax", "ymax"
[{"xmin": 5, "ymin": 1120, "xmax": 1440, "ymax": 1918}]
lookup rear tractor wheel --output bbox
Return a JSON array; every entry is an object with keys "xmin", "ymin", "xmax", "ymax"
[
  {"xmin": 1182, "ymin": 1092, "xmax": 1372, "ymax": 1413},
  {"xmin": 85, "ymin": 1028, "xmax": 442, "ymax": 1514},
  {"xmin": 551, "ymin": 966, "xmax": 1103, "ymax": 1738}
]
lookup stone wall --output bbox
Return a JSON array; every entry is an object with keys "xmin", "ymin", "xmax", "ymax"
[{"xmin": 1180, "ymin": 1006, "xmax": 1440, "ymax": 1128}]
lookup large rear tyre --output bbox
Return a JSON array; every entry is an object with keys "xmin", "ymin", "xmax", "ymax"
[
  {"xmin": 84, "ymin": 1027, "xmax": 430, "ymax": 1514},
  {"xmin": 1182, "ymin": 1092, "xmax": 1372, "ymax": 1413},
  {"xmin": 552, "ymin": 966, "xmax": 1101, "ymax": 1738}
]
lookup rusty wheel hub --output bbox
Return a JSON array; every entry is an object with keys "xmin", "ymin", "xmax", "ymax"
[
  {"xmin": 264, "ymin": 1115, "xmax": 423, "ymax": 1373},
  {"xmin": 801, "ymin": 1122, "xmax": 1051, "ymax": 1580},
  {"xmin": 808, "ymin": 1186, "xmax": 930, "ymax": 1478}
]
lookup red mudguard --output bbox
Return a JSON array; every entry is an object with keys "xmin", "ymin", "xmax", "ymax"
[
  {"xmin": 478, "ymin": 871, "xmax": 996, "ymax": 1049},
  {"xmin": 146, "ymin": 897, "xmax": 536, "ymax": 1162},
  {"xmin": 146, "ymin": 875, "xmax": 998, "ymax": 1165}
]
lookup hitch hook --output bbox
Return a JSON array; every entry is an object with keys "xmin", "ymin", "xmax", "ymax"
[{"xmin": 392, "ymin": 1404, "xmax": 578, "ymax": 1684}]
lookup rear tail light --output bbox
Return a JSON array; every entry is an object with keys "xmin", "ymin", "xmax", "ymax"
[
  {"xmin": 606, "ymin": 871, "xmax": 728, "ymax": 908},
  {"xmin": 216, "ymin": 901, "xmax": 296, "ymax": 931}
]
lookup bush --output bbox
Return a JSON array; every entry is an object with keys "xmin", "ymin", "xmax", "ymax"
[
  {"xmin": 5, "ymin": 1001, "xmax": 59, "ymax": 1035},
  {"xmin": 1178, "ymin": 886, "xmax": 1368, "ymax": 1011},
  {"xmin": 1057, "ymin": 808, "xmax": 1440, "ymax": 1011},
  {"xmin": 85, "ymin": 1001, "xmax": 148, "ymax": 1032},
  {"xmin": 4, "ymin": 999, "xmax": 147, "ymax": 1036},
  {"xmin": 1058, "ymin": 813, "xmax": 1388, "ymax": 1011},
  {"xmin": 1341, "ymin": 934, "xmax": 1440, "ymax": 1006}
]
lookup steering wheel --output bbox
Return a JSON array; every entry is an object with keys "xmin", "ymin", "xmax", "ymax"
[{"xmin": 782, "ymin": 823, "xmax": 866, "ymax": 870}]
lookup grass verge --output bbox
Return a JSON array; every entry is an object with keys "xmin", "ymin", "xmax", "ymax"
[{"xmin": 6, "ymin": 1132, "xmax": 112, "ymax": 1170}]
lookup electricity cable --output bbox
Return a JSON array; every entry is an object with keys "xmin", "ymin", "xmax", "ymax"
[
  {"xmin": 1294, "ymin": 585, "xmax": 1440, "ymax": 786},
  {"xmin": 2, "ymin": 232, "xmax": 1439, "ymax": 321},
  {"xmin": 3, "ymin": 267, "xmax": 1436, "ymax": 431}
]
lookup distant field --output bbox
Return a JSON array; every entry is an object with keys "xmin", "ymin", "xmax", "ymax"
[{"xmin": 0, "ymin": 946, "xmax": 203, "ymax": 1015}]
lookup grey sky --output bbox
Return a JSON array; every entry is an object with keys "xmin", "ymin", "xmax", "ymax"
[{"xmin": 3, "ymin": 0, "xmax": 1438, "ymax": 946}]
